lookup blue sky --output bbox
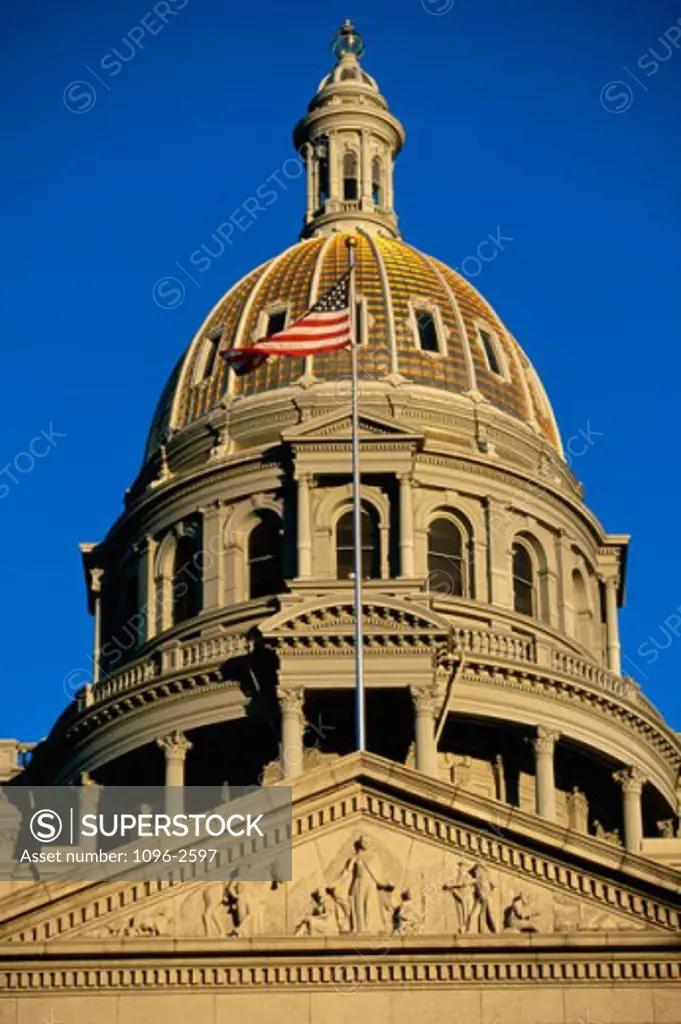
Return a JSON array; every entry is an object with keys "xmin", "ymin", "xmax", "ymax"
[{"xmin": 1, "ymin": 0, "xmax": 680, "ymax": 739}]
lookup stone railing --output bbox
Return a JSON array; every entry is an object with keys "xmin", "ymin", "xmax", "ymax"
[
  {"xmin": 80, "ymin": 634, "xmax": 247, "ymax": 712},
  {"xmin": 551, "ymin": 650, "xmax": 640, "ymax": 702},
  {"xmin": 450, "ymin": 627, "xmax": 536, "ymax": 664},
  {"xmin": 79, "ymin": 624, "xmax": 644, "ymax": 716}
]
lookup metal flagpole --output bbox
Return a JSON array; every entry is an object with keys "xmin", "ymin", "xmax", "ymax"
[{"xmin": 346, "ymin": 235, "xmax": 365, "ymax": 752}]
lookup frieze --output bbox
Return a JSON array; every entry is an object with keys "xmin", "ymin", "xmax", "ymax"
[
  {"xmin": 2, "ymin": 783, "xmax": 678, "ymax": 947},
  {"xmin": 1, "ymin": 955, "xmax": 680, "ymax": 992}
]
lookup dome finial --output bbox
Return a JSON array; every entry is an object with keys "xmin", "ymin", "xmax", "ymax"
[{"xmin": 331, "ymin": 18, "xmax": 365, "ymax": 61}]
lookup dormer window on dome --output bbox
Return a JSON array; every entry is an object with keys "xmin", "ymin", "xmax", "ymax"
[{"xmin": 476, "ymin": 323, "xmax": 509, "ymax": 380}]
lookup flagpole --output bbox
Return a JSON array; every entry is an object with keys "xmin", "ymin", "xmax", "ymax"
[{"xmin": 346, "ymin": 235, "xmax": 365, "ymax": 752}]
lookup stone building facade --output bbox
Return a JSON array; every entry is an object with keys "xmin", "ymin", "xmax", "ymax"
[{"xmin": 1, "ymin": 20, "xmax": 680, "ymax": 1024}]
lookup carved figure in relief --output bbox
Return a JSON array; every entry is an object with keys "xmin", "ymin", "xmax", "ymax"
[
  {"xmin": 466, "ymin": 862, "xmax": 497, "ymax": 934},
  {"xmin": 503, "ymin": 892, "xmax": 538, "ymax": 933},
  {"xmin": 391, "ymin": 889, "xmax": 419, "ymax": 935},
  {"xmin": 442, "ymin": 860, "xmax": 472, "ymax": 933},
  {"xmin": 656, "ymin": 819, "xmax": 676, "ymax": 839},
  {"xmin": 593, "ymin": 820, "xmax": 621, "ymax": 846},
  {"xmin": 224, "ymin": 880, "xmax": 251, "ymax": 937},
  {"xmin": 330, "ymin": 835, "xmax": 395, "ymax": 934},
  {"xmin": 293, "ymin": 888, "xmax": 336, "ymax": 937},
  {"xmin": 201, "ymin": 882, "xmax": 228, "ymax": 937}
]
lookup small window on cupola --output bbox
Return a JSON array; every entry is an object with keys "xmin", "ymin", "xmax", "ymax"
[
  {"xmin": 343, "ymin": 152, "xmax": 359, "ymax": 201},
  {"xmin": 372, "ymin": 157, "xmax": 383, "ymax": 206}
]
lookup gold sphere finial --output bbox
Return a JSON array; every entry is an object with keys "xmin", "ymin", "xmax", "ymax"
[{"xmin": 345, "ymin": 235, "xmax": 358, "ymax": 249}]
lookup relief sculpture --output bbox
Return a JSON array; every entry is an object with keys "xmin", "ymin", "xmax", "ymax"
[{"xmin": 327, "ymin": 835, "xmax": 395, "ymax": 935}]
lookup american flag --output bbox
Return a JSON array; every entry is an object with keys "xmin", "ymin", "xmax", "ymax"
[{"xmin": 221, "ymin": 271, "xmax": 352, "ymax": 375}]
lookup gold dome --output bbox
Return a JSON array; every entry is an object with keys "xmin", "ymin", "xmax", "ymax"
[{"xmin": 147, "ymin": 231, "xmax": 561, "ymax": 459}]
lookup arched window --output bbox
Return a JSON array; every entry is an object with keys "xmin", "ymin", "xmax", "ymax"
[
  {"xmin": 120, "ymin": 560, "xmax": 140, "ymax": 649},
  {"xmin": 248, "ymin": 512, "xmax": 283, "ymax": 599},
  {"xmin": 512, "ymin": 542, "xmax": 534, "ymax": 616},
  {"xmin": 336, "ymin": 503, "xmax": 380, "ymax": 580},
  {"xmin": 343, "ymin": 151, "xmax": 358, "ymax": 201},
  {"xmin": 317, "ymin": 137, "xmax": 329, "ymax": 208},
  {"xmin": 173, "ymin": 524, "xmax": 202, "ymax": 624},
  {"xmin": 427, "ymin": 518, "xmax": 464, "ymax": 596},
  {"xmin": 371, "ymin": 156, "xmax": 383, "ymax": 206},
  {"xmin": 572, "ymin": 568, "xmax": 592, "ymax": 647}
]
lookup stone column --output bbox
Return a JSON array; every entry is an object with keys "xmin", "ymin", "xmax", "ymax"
[
  {"xmin": 78, "ymin": 773, "xmax": 101, "ymax": 853},
  {"xmin": 361, "ymin": 129, "xmax": 371, "ymax": 204},
  {"xmin": 137, "ymin": 536, "xmax": 158, "ymax": 642},
  {"xmin": 201, "ymin": 502, "xmax": 225, "ymax": 609},
  {"xmin": 555, "ymin": 530, "xmax": 571, "ymax": 634},
  {"xmin": 399, "ymin": 473, "xmax": 415, "ymax": 578},
  {"xmin": 328, "ymin": 132, "xmax": 339, "ymax": 203},
  {"xmin": 411, "ymin": 686, "xmax": 439, "ymax": 778},
  {"xmin": 614, "ymin": 765, "xmax": 646, "ymax": 853},
  {"xmin": 604, "ymin": 576, "xmax": 621, "ymax": 674},
  {"xmin": 157, "ymin": 731, "xmax": 192, "ymax": 818},
  {"xmin": 297, "ymin": 474, "xmax": 313, "ymax": 578},
  {"xmin": 532, "ymin": 727, "xmax": 559, "ymax": 821},
  {"xmin": 305, "ymin": 141, "xmax": 315, "ymax": 220},
  {"xmin": 385, "ymin": 145, "xmax": 394, "ymax": 212},
  {"xmin": 90, "ymin": 569, "xmax": 104, "ymax": 686},
  {"xmin": 484, "ymin": 496, "xmax": 510, "ymax": 606},
  {"xmin": 279, "ymin": 688, "xmax": 305, "ymax": 780}
]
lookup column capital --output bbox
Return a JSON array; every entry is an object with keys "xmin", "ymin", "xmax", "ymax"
[
  {"xmin": 532, "ymin": 726, "xmax": 560, "ymax": 756},
  {"xmin": 278, "ymin": 687, "xmax": 305, "ymax": 719},
  {"xmin": 613, "ymin": 764, "xmax": 647, "ymax": 795},
  {"xmin": 89, "ymin": 568, "xmax": 104, "ymax": 594},
  {"xmin": 410, "ymin": 685, "xmax": 439, "ymax": 717},
  {"xmin": 157, "ymin": 731, "xmax": 192, "ymax": 762}
]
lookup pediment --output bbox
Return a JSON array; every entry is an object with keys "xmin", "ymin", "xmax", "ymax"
[
  {"xmin": 0, "ymin": 754, "xmax": 679, "ymax": 945},
  {"xmin": 259, "ymin": 595, "xmax": 452, "ymax": 643},
  {"xmin": 282, "ymin": 409, "xmax": 424, "ymax": 444}
]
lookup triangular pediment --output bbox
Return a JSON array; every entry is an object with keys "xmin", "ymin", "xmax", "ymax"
[
  {"xmin": 0, "ymin": 754, "xmax": 679, "ymax": 945},
  {"xmin": 282, "ymin": 409, "xmax": 424, "ymax": 444},
  {"xmin": 259, "ymin": 594, "xmax": 452, "ymax": 643}
]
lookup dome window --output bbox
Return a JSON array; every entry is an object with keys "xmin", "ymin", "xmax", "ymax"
[
  {"xmin": 477, "ymin": 325, "xmax": 508, "ymax": 378},
  {"xmin": 192, "ymin": 327, "xmax": 223, "ymax": 384},
  {"xmin": 248, "ymin": 512, "xmax": 284, "ymax": 599},
  {"xmin": 414, "ymin": 309, "xmax": 440, "ymax": 353},
  {"xmin": 371, "ymin": 157, "xmax": 383, "ymax": 207},
  {"xmin": 427, "ymin": 518, "xmax": 464, "ymax": 596},
  {"xmin": 512, "ymin": 542, "xmax": 535, "ymax": 616},
  {"xmin": 173, "ymin": 522, "xmax": 203, "ymax": 624},
  {"xmin": 336, "ymin": 503, "xmax": 380, "ymax": 580},
  {"xmin": 343, "ymin": 152, "xmax": 359, "ymax": 201},
  {"xmin": 318, "ymin": 153, "xmax": 329, "ymax": 207},
  {"xmin": 257, "ymin": 303, "xmax": 289, "ymax": 341},
  {"xmin": 267, "ymin": 309, "xmax": 287, "ymax": 337}
]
